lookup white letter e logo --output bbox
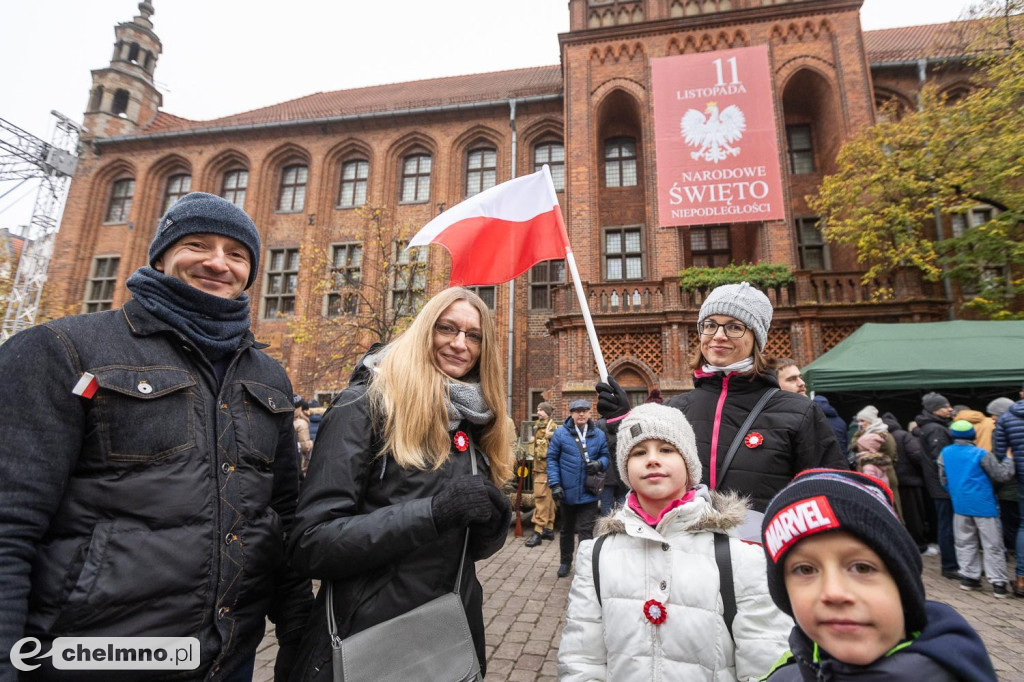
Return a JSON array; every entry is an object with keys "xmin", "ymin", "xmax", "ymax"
[{"xmin": 10, "ymin": 637, "xmax": 45, "ymax": 671}]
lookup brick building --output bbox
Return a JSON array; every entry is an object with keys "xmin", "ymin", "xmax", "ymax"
[{"xmin": 47, "ymin": 0, "xmax": 977, "ymax": 418}]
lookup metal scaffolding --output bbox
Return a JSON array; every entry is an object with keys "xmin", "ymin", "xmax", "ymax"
[{"xmin": 0, "ymin": 112, "xmax": 81, "ymax": 342}]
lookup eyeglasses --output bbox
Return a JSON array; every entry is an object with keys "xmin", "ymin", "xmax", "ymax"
[
  {"xmin": 434, "ymin": 321, "xmax": 483, "ymax": 347},
  {"xmin": 698, "ymin": 320, "xmax": 749, "ymax": 338}
]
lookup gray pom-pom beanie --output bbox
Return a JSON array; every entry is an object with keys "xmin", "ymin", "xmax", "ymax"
[{"xmin": 698, "ymin": 282, "xmax": 773, "ymax": 350}]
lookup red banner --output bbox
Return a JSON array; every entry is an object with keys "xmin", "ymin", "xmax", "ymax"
[{"xmin": 651, "ymin": 45, "xmax": 785, "ymax": 227}]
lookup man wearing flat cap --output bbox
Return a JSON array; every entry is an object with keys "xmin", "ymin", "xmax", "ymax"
[
  {"xmin": 546, "ymin": 398, "xmax": 610, "ymax": 578},
  {"xmin": 0, "ymin": 192, "xmax": 312, "ymax": 680}
]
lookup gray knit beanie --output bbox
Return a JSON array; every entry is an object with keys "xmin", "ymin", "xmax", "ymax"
[
  {"xmin": 855, "ymin": 405, "xmax": 879, "ymax": 423},
  {"xmin": 149, "ymin": 192, "xmax": 262, "ymax": 289},
  {"xmin": 922, "ymin": 391, "xmax": 950, "ymax": 413},
  {"xmin": 986, "ymin": 397, "xmax": 1014, "ymax": 417},
  {"xmin": 616, "ymin": 403, "xmax": 700, "ymax": 488},
  {"xmin": 698, "ymin": 282, "xmax": 773, "ymax": 350}
]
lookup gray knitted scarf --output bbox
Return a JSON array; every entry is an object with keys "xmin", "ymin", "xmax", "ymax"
[{"xmin": 447, "ymin": 380, "xmax": 493, "ymax": 431}]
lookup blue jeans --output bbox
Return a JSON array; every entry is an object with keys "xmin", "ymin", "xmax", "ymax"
[
  {"xmin": 599, "ymin": 485, "xmax": 626, "ymax": 517},
  {"xmin": 1017, "ymin": 495, "xmax": 1024, "ymax": 578},
  {"xmin": 935, "ymin": 498, "xmax": 958, "ymax": 573}
]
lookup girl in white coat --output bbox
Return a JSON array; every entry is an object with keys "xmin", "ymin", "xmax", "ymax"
[{"xmin": 558, "ymin": 403, "xmax": 792, "ymax": 681}]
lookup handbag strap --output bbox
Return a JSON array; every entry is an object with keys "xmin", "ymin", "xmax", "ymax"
[
  {"xmin": 327, "ymin": 431, "xmax": 479, "ymax": 643},
  {"xmin": 715, "ymin": 388, "xmax": 778, "ymax": 489},
  {"xmin": 714, "ymin": 532, "xmax": 736, "ymax": 640}
]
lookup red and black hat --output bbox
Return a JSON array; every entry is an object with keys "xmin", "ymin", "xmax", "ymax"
[{"xmin": 761, "ymin": 468, "xmax": 926, "ymax": 633}]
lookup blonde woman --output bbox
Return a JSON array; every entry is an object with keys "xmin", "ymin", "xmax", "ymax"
[{"xmin": 287, "ymin": 287, "xmax": 514, "ymax": 681}]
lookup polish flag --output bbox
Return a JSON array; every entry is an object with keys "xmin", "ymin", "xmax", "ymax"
[
  {"xmin": 72, "ymin": 372, "xmax": 99, "ymax": 399},
  {"xmin": 408, "ymin": 166, "xmax": 569, "ymax": 286}
]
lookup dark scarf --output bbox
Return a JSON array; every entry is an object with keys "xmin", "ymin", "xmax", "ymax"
[{"xmin": 125, "ymin": 267, "xmax": 251, "ymax": 361}]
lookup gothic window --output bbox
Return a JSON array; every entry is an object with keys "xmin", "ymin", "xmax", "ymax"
[
  {"xmin": 392, "ymin": 240, "xmax": 428, "ymax": 315},
  {"xmin": 530, "ymin": 259, "xmax": 565, "ymax": 310},
  {"xmin": 604, "ymin": 227, "xmax": 643, "ymax": 280},
  {"xmin": 604, "ymin": 138, "xmax": 637, "ymax": 188},
  {"xmin": 795, "ymin": 217, "xmax": 829, "ymax": 270},
  {"xmin": 400, "ymin": 153, "xmax": 432, "ymax": 203},
  {"xmin": 221, "ymin": 169, "xmax": 248, "ymax": 208},
  {"xmin": 327, "ymin": 243, "xmax": 362, "ymax": 317},
  {"xmin": 111, "ymin": 89, "xmax": 130, "ymax": 117},
  {"xmin": 466, "ymin": 148, "xmax": 497, "ymax": 197},
  {"xmin": 263, "ymin": 248, "xmax": 299, "ymax": 318},
  {"xmin": 786, "ymin": 125, "xmax": 815, "ymax": 174},
  {"xmin": 84, "ymin": 257, "xmax": 120, "ymax": 313},
  {"xmin": 466, "ymin": 286, "xmax": 495, "ymax": 310},
  {"xmin": 534, "ymin": 142, "xmax": 565, "ymax": 192},
  {"xmin": 105, "ymin": 178, "xmax": 134, "ymax": 223},
  {"xmin": 278, "ymin": 164, "xmax": 308, "ymax": 212},
  {"xmin": 338, "ymin": 160, "xmax": 369, "ymax": 208},
  {"xmin": 162, "ymin": 174, "xmax": 192, "ymax": 214},
  {"xmin": 690, "ymin": 226, "xmax": 731, "ymax": 267}
]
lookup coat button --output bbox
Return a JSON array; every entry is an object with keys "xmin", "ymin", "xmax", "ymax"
[
  {"xmin": 662, "ymin": 543, "xmax": 670, "ymax": 552},
  {"xmin": 660, "ymin": 580, "xmax": 667, "ymax": 590},
  {"xmin": 137, "ymin": 380, "xmax": 153, "ymax": 394},
  {"xmin": 268, "ymin": 397, "xmax": 276, "ymax": 409},
  {"xmin": 218, "ymin": 607, "xmax": 229, "ymax": 619},
  {"xmin": 225, "ymin": 533, "xmax": 237, "ymax": 545},
  {"xmin": 221, "ymin": 403, "xmax": 228, "ymax": 409},
  {"xmin": 221, "ymin": 462, "xmax": 232, "ymax": 474}
]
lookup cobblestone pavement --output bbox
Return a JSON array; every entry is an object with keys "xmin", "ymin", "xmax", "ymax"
[{"xmin": 254, "ymin": 529, "xmax": 1024, "ymax": 681}]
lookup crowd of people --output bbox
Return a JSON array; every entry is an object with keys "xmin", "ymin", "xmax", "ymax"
[{"xmin": 0, "ymin": 192, "xmax": 1017, "ymax": 681}]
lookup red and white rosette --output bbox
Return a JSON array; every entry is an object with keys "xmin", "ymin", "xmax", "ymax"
[
  {"xmin": 643, "ymin": 599, "xmax": 667, "ymax": 626},
  {"xmin": 743, "ymin": 431, "xmax": 764, "ymax": 449},
  {"xmin": 453, "ymin": 431, "xmax": 470, "ymax": 452}
]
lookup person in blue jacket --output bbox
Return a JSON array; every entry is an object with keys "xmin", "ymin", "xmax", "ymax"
[{"xmin": 547, "ymin": 399, "xmax": 610, "ymax": 578}]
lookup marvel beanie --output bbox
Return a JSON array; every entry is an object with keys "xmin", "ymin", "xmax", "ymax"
[
  {"xmin": 615, "ymin": 403, "xmax": 700, "ymax": 489},
  {"xmin": 698, "ymin": 282, "xmax": 773, "ymax": 350},
  {"xmin": 761, "ymin": 468, "xmax": 926, "ymax": 633},
  {"xmin": 148, "ymin": 192, "xmax": 262, "ymax": 289}
]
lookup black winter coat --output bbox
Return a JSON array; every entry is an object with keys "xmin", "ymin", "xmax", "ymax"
[
  {"xmin": 913, "ymin": 411, "xmax": 952, "ymax": 499},
  {"xmin": 0, "ymin": 301, "xmax": 312, "ymax": 681},
  {"xmin": 286, "ymin": 357, "xmax": 509, "ymax": 681},
  {"xmin": 667, "ymin": 371, "xmax": 846, "ymax": 512},
  {"xmin": 882, "ymin": 412, "xmax": 926, "ymax": 488}
]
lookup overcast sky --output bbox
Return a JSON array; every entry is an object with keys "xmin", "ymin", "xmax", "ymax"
[{"xmin": 0, "ymin": 0, "xmax": 976, "ymax": 231}]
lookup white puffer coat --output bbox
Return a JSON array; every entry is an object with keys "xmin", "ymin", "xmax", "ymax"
[{"xmin": 558, "ymin": 488, "xmax": 792, "ymax": 681}]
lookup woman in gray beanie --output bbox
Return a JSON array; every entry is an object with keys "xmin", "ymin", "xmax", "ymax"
[{"xmin": 598, "ymin": 282, "xmax": 846, "ymax": 511}]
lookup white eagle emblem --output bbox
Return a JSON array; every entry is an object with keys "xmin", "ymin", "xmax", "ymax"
[{"xmin": 681, "ymin": 101, "xmax": 746, "ymax": 163}]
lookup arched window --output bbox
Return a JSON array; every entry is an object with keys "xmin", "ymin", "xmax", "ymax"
[
  {"xmin": 162, "ymin": 174, "xmax": 192, "ymax": 214},
  {"xmin": 278, "ymin": 164, "xmax": 308, "ymax": 212},
  {"xmin": 400, "ymin": 153, "xmax": 432, "ymax": 203},
  {"xmin": 338, "ymin": 159, "xmax": 369, "ymax": 208},
  {"xmin": 221, "ymin": 169, "xmax": 248, "ymax": 208},
  {"xmin": 105, "ymin": 178, "xmax": 134, "ymax": 223},
  {"xmin": 604, "ymin": 138, "xmax": 637, "ymax": 188},
  {"xmin": 89, "ymin": 86, "xmax": 104, "ymax": 112},
  {"xmin": 534, "ymin": 142, "xmax": 565, "ymax": 192},
  {"xmin": 111, "ymin": 89, "xmax": 130, "ymax": 117},
  {"xmin": 465, "ymin": 147, "xmax": 497, "ymax": 197}
]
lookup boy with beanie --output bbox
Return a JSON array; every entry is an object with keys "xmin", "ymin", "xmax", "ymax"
[
  {"xmin": 559, "ymin": 403, "xmax": 791, "ymax": 681},
  {"xmin": 939, "ymin": 420, "xmax": 1015, "ymax": 596},
  {"xmin": 760, "ymin": 469, "xmax": 997, "ymax": 680}
]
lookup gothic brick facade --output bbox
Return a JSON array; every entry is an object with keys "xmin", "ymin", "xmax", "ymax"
[{"xmin": 48, "ymin": 0, "xmax": 974, "ymax": 420}]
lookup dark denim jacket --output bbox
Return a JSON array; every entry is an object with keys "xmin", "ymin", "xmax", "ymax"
[{"xmin": 0, "ymin": 300, "xmax": 312, "ymax": 681}]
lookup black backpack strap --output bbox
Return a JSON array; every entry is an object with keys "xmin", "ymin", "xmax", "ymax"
[
  {"xmin": 592, "ymin": 534, "xmax": 609, "ymax": 607},
  {"xmin": 714, "ymin": 532, "xmax": 737, "ymax": 640},
  {"xmin": 717, "ymin": 387, "xmax": 779, "ymax": 489}
]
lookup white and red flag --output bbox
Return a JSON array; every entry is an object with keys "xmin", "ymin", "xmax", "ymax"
[{"xmin": 408, "ymin": 166, "xmax": 569, "ymax": 286}]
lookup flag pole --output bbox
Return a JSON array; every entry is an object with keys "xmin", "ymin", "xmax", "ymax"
[{"xmin": 542, "ymin": 165, "xmax": 609, "ymax": 383}]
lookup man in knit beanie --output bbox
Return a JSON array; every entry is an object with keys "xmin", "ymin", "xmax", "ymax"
[
  {"xmin": 0, "ymin": 192, "xmax": 312, "ymax": 678},
  {"xmin": 912, "ymin": 390, "xmax": 958, "ymax": 579},
  {"xmin": 760, "ymin": 469, "xmax": 997, "ymax": 680}
]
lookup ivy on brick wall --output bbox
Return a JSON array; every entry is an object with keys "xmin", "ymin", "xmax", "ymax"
[{"xmin": 678, "ymin": 263, "xmax": 794, "ymax": 292}]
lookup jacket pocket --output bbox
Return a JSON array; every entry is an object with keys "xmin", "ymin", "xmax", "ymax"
[
  {"xmin": 92, "ymin": 366, "xmax": 197, "ymax": 462},
  {"xmin": 239, "ymin": 380, "xmax": 293, "ymax": 463}
]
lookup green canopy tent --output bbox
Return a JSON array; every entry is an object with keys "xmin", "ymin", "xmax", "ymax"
[{"xmin": 803, "ymin": 321, "xmax": 1024, "ymax": 425}]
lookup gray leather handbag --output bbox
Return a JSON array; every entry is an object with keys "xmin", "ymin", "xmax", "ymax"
[{"xmin": 326, "ymin": 441, "xmax": 484, "ymax": 682}]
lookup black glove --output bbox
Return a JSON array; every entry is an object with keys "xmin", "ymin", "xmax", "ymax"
[
  {"xmin": 550, "ymin": 484, "xmax": 564, "ymax": 503},
  {"xmin": 596, "ymin": 376, "xmax": 630, "ymax": 421},
  {"xmin": 586, "ymin": 460, "xmax": 603, "ymax": 474},
  {"xmin": 469, "ymin": 480, "xmax": 513, "ymax": 555},
  {"xmin": 431, "ymin": 475, "xmax": 492, "ymax": 532},
  {"xmin": 273, "ymin": 639, "xmax": 300, "ymax": 682},
  {"xmin": 482, "ymin": 479, "xmax": 512, "ymax": 522}
]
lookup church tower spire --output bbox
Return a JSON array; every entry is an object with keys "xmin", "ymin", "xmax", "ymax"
[{"xmin": 83, "ymin": 1, "xmax": 163, "ymax": 139}]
